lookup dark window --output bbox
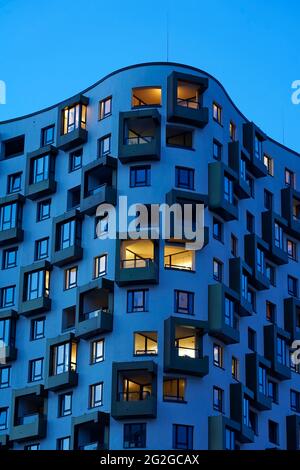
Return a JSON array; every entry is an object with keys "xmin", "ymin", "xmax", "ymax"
[
  {"xmin": 173, "ymin": 424, "xmax": 193, "ymax": 450},
  {"xmin": 57, "ymin": 437, "xmax": 70, "ymax": 451},
  {"xmin": 268, "ymin": 380, "xmax": 278, "ymax": 403},
  {"xmin": 7, "ymin": 172, "xmax": 22, "ymax": 194},
  {"xmin": 247, "ymin": 175, "xmax": 255, "ymax": 197},
  {"xmin": 246, "ymin": 211, "xmax": 255, "ymax": 233},
  {"xmin": 232, "ymin": 357, "xmax": 239, "ymax": 380},
  {"xmin": 277, "ymin": 336, "xmax": 288, "ymax": 366},
  {"xmin": 98, "ymin": 134, "xmax": 111, "ymax": 157},
  {"xmin": 229, "ymin": 121, "xmax": 236, "ymax": 140},
  {"xmin": 213, "ymin": 139, "xmax": 222, "ymax": 160},
  {"xmin": 231, "ymin": 234, "xmax": 238, "ymax": 256},
  {"xmin": 57, "ymin": 219, "xmax": 80, "ymax": 250},
  {"xmin": 69, "ymin": 148, "xmax": 82, "ymax": 172},
  {"xmin": 240, "ymin": 157, "xmax": 246, "ymax": 181},
  {"xmin": 175, "ymin": 166, "xmax": 194, "ymax": 190},
  {"xmin": 258, "ymin": 366, "xmax": 268, "ymax": 395},
  {"xmin": 99, "ymin": 97, "xmax": 112, "ymax": 120},
  {"xmin": 213, "ymin": 259, "xmax": 223, "ymax": 282},
  {"xmin": 288, "ymin": 275, "xmax": 298, "ymax": 297},
  {"xmin": 274, "ymin": 222, "xmax": 283, "ymax": 250},
  {"xmin": 163, "ymin": 378, "xmax": 186, "ymax": 402},
  {"xmin": 64, "ymin": 267, "xmax": 78, "ymax": 290},
  {"xmin": 224, "ymin": 176, "xmax": 233, "ymax": 203},
  {"xmin": 37, "ymin": 199, "xmax": 51, "ymax": 221},
  {"xmin": 35, "ymin": 237, "xmax": 49, "ymax": 261},
  {"xmin": 0, "ymin": 202, "xmax": 18, "ymax": 231},
  {"xmin": 0, "ymin": 366, "xmax": 10, "ymax": 388},
  {"xmin": 213, "ymin": 386, "xmax": 223, "ymax": 412},
  {"xmin": 174, "ymin": 290, "xmax": 194, "ymax": 315},
  {"xmin": 213, "ymin": 218, "xmax": 223, "ymax": 242},
  {"xmin": 31, "ymin": 154, "xmax": 49, "ymax": 184},
  {"xmin": 285, "ymin": 168, "xmax": 296, "ymax": 188},
  {"xmin": 2, "ymin": 247, "xmax": 17, "ymax": 269},
  {"xmin": 123, "ymin": 423, "xmax": 146, "ymax": 449},
  {"xmin": 266, "ymin": 263, "xmax": 276, "ymax": 286},
  {"xmin": 212, "ymin": 102, "xmax": 222, "ymax": 124},
  {"xmin": 248, "ymin": 328, "xmax": 256, "ymax": 352},
  {"xmin": 91, "ymin": 339, "xmax": 104, "ymax": 364},
  {"xmin": 94, "ymin": 254, "xmax": 107, "ymax": 278},
  {"xmin": 62, "ymin": 306, "xmax": 75, "ymax": 332},
  {"xmin": 0, "ymin": 285, "xmax": 15, "ymax": 307},
  {"xmin": 30, "ymin": 317, "xmax": 45, "ymax": 341},
  {"xmin": 130, "ymin": 165, "xmax": 151, "ymax": 187},
  {"xmin": 287, "ymin": 239, "xmax": 297, "ymax": 261},
  {"xmin": 213, "ymin": 344, "xmax": 223, "ymax": 368},
  {"xmin": 249, "ymin": 410, "xmax": 258, "ymax": 435},
  {"xmin": 29, "ymin": 358, "xmax": 43, "ymax": 382},
  {"xmin": 290, "ymin": 390, "xmax": 300, "ymax": 412},
  {"xmin": 41, "ymin": 125, "xmax": 55, "ymax": 146},
  {"xmin": 268, "ymin": 420, "xmax": 279, "ymax": 445},
  {"xmin": 264, "ymin": 189, "xmax": 273, "ymax": 210},
  {"xmin": 254, "ymin": 134, "xmax": 263, "ymax": 161},
  {"xmin": 247, "ymin": 288, "xmax": 256, "ymax": 312},
  {"xmin": 89, "ymin": 382, "xmax": 103, "ymax": 408},
  {"xmin": 127, "ymin": 289, "xmax": 148, "ymax": 313},
  {"xmin": 224, "ymin": 297, "xmax": 235, "ymax": 328},
  {"xmin": 225, "ymin": 428, "xmax": 235, "ymax": 450},
  {"xmin": 24, "ymin": 444, "xmax": 40, "ymax": 450},
  {"xmin": 256, "ymin": 248, "xmax": 265, "ymax": 274},
  {"xmin": 67, "ymin": 186, "xmax": 81, "ymax": 210},
  {"xmin": 58, "ymin": 392, "xmax": 72, "ymax": 417},
  {"xmin": 0, "ymin": 408, "xmax": 8, "ymax": 430},
  {"xmin": 166, "ymin": 126, "xmax": 193, "ymax": 148},
  {"xmin": 3, "ymin": 135, "xmax": 25, "ymax": 159},
  {"xmin": 266, "ymin": 301, "xmax": 276, "ymax": 323}
]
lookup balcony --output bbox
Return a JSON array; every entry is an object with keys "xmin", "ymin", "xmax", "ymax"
[
  {"xmin": 18, "ymin": 261, "xmax": 52, "ymax": 317},
  {"xmin": 75, "ymin": 278, "xmax": 114, "ymax": 339},
  {"xmin": 118, "ymin": 109, "xmax": 161, "ymax": 163},
  {"xmin": 244, "ymin": 234, "xmax": 270, "ymax": 290},
  {"xmin": 208, "ymin": 283, "xmax": 240, "ymax": 344},
  {"xmin": 243, "ymin": 122, "xmax": 268, "ymax": 178},
  {"xmin": 230, "ymin": 383, "xmax": 255, "ymax": 443},
  {"xmin": 208, "ymin": 415, "xmax": 240, "ymax": 450},
  {"xmin": 208, "ymin": 162, "xmax": 238, "ymax": 221},
  {"xmin": 45, "ymin": 333, "xmax": 78, "ymax": 391},
  {"xmin": 164, "ymin": 244, "xmax": 195, "ymax": 272},
  {"xmin": 0, "ymin": 434, "xmax": 10, "ymax": 449},
  {"xmin": 51, "ymin": 209, "xmax": 83, "ymax": 267},
  {"xmin": 0, "ymin": 194, "xmax": 24, "ymax": 246},
  {"xmin": 56, "ymin": 94, "xmax": 89, "ymax": 151},
  {"xmin": 167, "ymin": 71, "xmax": 208, "ymax": 128},
  {"xmin": 284, "ymin": 297, "xmax": 300, "ymax": 340},
  {"xmin": 80, "ymin": 156, "xmax": 117, "ymax": 215},
  {"xmin": 10, "ymin": 385, "xmax": 47, "ymax": 442},
  {"xmin": 261, "ymin": 211, "xmax": 288, "ymax": 265},
  {"xmin": 245, "ymin": 353, "xmax": 272, "ymax": 411},
  {"xmin": 229, "ymin": 258, "xmax": 253, "ymax": 317},
  {"xmin": 0, "ymin": 309, "xmax": 17, "ymax": 363},
  {"xmin": 132, "ymin": 86, "xmax": 161, "ymax": 109},
  {"xmin": 115, "ymin": 238, "xmax": 159, "ymax": 286},
  {"xmin": 164, "ymin": 316, "xmax": 209, "ymax": 377},
  {"xmin": 228, "ymin": 141, "xmax": 251, "ymax": 199},
  {"xmin": 71, "ymin": 411, "xmax": 109, "ymax": 450},
  {"xmin": 264, "ymin": 324, "xmax": 291, "ymax": 381},
  {"xmin": 286, "ymin": 415, "xmax": 300, "ymax": 450},
  {"xmin": 281, "ymin": 187, "xmax": 300, "ymax": 240},
  {"xmin": 111, "ymin": 361, "xmax": 157, "ymax": 419},
  {"xmin": 25, "ymin": 145, "xmax": 58, "ymax": 200}
]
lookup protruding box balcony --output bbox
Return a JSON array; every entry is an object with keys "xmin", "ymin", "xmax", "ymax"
[
  {"xmin": 264, "ymin": 324, "xmax": 291, "ymax": 381},
  {"xmin": 245, "ymin": 352, "xmax": 272, "ymax": 411},
  {"xmin": 284, "ymin": 297, "xmax": 300, "ymax": 340},
  {"xmin": 111, "ymin": 361, "xmax": 157, "ymax": 420},
  {"xmin": 56, "ymin": 94, "xmax": 89, "ymax": 151},
  {"xmin": 10, "ymin": 385, "xmax": 47, "ymax": 442},
  {"xmin": 208, "ymin": 283, "xmax": 240, "ymax": 344},
  {"xmin": 281, "ymin": 186, "xmax": 300, "ymax": 240},
  {"xmin": 80, "ymin": 156, "xmax": 117, "ymax": 215},
  {"xmin": 243, "ymin": 122, "xmax": 268, "ymax": 178},
  {"xmin": 208, "ymin": 415, "xmax": 240, "ymax": 450},
  {"xmin": 75, "ymin": 278, "xmax": 114, "ymax": 339},
  {"xmin": 0, "ymin": 309, "xmax": 17, "ymax": 363},
  {"xmin": 0, "ymin": 434, "xmax": 10, "ymax": 449},
  {"xmin": 244, "ymin": 234, "xmax": 270, "ymax": 290},
  {"xmin": 71, "ymin": 411, "xmax": 110, "ymax": 450},
  {"xmin": 229, "ymin": 257, "xmax": 253, "ymax": 317},
  {"xmin": 0, "ymin": 193, "xmax": 24, "ymax": 246},
  {"xmin": 167, "ymin": 71, "xmax": 209, "ymax": 128},
  {"xmin": 115, "ymin": 238, "xmax": 159, "ymax": 286},
  {"xmin": 18, "ymin": 261, "xmax": 52, "ymax": 317},
  {"xmin": 208, "ymin": 162, "xmax": 238, "ymax": 221},
  {"xmin": 230, "ymin": 383, "xmax": 255, "ymax": 443},
  {"xmin": 118, "ymin": 109, "xmax": 161, "ymax": 163},
  {"xmin": 286, "ymin": 415, "xmax": 300, "ymax": 450},
  {"xmin": 228, "ymin": 141, "xmax": 251, "ymax": 199},
  {"xmin": 164, "ymin": 316, "xmax": 209, "ymax": 377},
  {"xmin": 25, "ymin": 145, "xmax": 58, "ymax": 200},
  {"xmin": 52, "ymin": 209, "xmax": 83, "ymax": 267},
  {"xmin": 261, "ymin": 211, "xmax": 288, "ymax": 265},
  {"xmin": 45, "ymin": 333, "xmax": 78, "ymax": 391}
]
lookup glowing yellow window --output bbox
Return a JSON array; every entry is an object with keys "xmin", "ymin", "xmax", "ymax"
[
  {"xmin": 132, "ymin": 87, "xmax": 161, "ymax": 108},
  {"xmin": 164, "ymin": 245, "xmax": 194, "ymax": 271}
]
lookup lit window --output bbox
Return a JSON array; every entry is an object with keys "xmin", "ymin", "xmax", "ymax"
[
  {"xmin": 132, "ymin": 87, "xmax": 161, "ymax": 107},
  {"xmin": 63, "ymin": 103, "xmax": 87, "ymax": 134},
  {"xmin": 134, "ymin": 332, "xmax": 157, "ymax": 356},
  {"xmin": 94, "ymin": 254, "xmax": 107, "ymax": 278},
  {"xmin": 91, "ymin": 339, "xmax": 104, "ymax": 364},
  {"xmin": 25, "ymin": 270, "xmax": 50, "ymax": 301},
  {"xmin": 212, "ymin": 102, "xmax": 222, "ymax": 124},
  {"xmin": 164, "ymin": 245, "xmax": 194, "ymax": 271},
  {"xmin": 287, "ymin": 239, "xmax": 297, "ymax": 261},
  {"xmin": 264, "ymin": 154, "xmax": 274, "ymax": 176},
  {"xmin": 51, "ymin": 342, "xmax": 77, "ymax": 376},
  {"xmin": 229, "ymin": 121, "xmax": 236, "ymax": 140},
  {"xmin": 213, "ymin": 344, "xmax": 223, "ymax": 368},
  {"xmin": 65, "ymin": 267, "xmax": 78, "ymax": 290},
  {"xmin": 163, "ymin": 378, "xmax": 185, "ymax": 402},
  {"xmin": 285, "ymin": 168, "xmax": 296, "ymax": 188},
  {"xmin": 232, "ymin": 357, "xmax": 239, "ymax": 380}
]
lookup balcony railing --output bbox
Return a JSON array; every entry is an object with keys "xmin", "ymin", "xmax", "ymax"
[
  {"xmin": 54, "ymin": 361, "xmax": 77, "ymax": 375},
  {"xmin": 79, "ymin": 442, "xmax": 100, "ymax": 451},
  {"xmin": 87, "ymin": 183, "xmax": 106, "ymax": 197},
  {"xmin": 135, "ymin": 349, "xmax": 157, "ymax": 356},
  {"xmin": 125, "ymin": 136, "xmax": 154, "ymax": 145},
  {"xmin": 176, "ymin": 345, "xmax": 200, "ymax": 359},
  {"xmin": 17, "ymin": 413, "xmax": 39, "ymax": 425},
  {"xmin": 80, "ymin": 308, "xmax": 110, "ymax": 321},
  {"xmin": 177, "ymin": 98, "xmax": 200, "ymax": 109},
  {"xmin": 118, "ymin": 390, "xmax": 151, "ymax": 401},
  {"xmin": 121, "ymin": 258, "xmax": 152, "ymax": 269}
]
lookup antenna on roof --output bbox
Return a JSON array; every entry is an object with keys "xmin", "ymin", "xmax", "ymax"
[{"xmin": 166, "ymin": 0, "xmax": 169, "ymax": 62}]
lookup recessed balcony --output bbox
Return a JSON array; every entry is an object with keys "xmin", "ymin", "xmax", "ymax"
[
  {"xmin": 0, "ymin": 194, "xmax": 24, "ymax": 246},
  {"xmin": 0, "ymin": 309, "xmax": 17, "ymax": 363},
  {"xmin": 18, "ymin": 261, "xmax": 52, "ymax": 317},
  {"xmin": 132, "ymin": 86, "xmax": 161, "ymax": 109},
  {"xmin": 164, "ymin": 244, "xmax": 195, "ymax": 272},
  {"xmin": 245, "ymin": 352, "xmax": 272, "ymax": 411},
  {"xmin": 261, "ymin": 211, "xmax": 289, "ymax": 265},
  {"xmin": 244, "ymin": 234, "xmax": 270, "ymax": 290},
  {"xmin": 71, "ymin": 411, "xmax": 109, "ymax": 450},
  {"xmin": 230, "ymin": 383, "xmax": 255, "ymax": 444},
  {"xmin": 45, "ymin": 333, "xmax": 78, "ymax": 391},
  {"xmin": 56, "ymin": 94, "xmax": 89, "ymax": 151},
  {"xmin": 208, "ymin": 415, "xmax": 240, "ymax": 450},
  {"xmin": 229, "ymin": 258, "xmax": 253, "ymax": 317},
  {"xmin": 51, "ymin": 209, "xmax": 83, "ymax": 267},
  {"xmin": 243, "ymin": 122, "xmax": 268, "ymax": 178},
  {"xmin": 208, "ymin": 162, "xmax": 238, "ymax": 221},
  {"xmin": 281, "ymin": 187, "xmax": 300, "ymax": 240},
  {"xmin": 264, "ymin": 324, "xmax": 291, "ymax": 381},
  {"xmin": 25, "ymin": 145, "xmax": 58, "ymax": 200},
  {"xmin": 208, "ymin": 283, "xmax": 240, "ymax": 344}
]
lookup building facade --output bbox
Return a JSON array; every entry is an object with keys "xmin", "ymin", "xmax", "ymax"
[{"xmin": 0, "ymin": 62, "xmax": 300, "ymax": 450}]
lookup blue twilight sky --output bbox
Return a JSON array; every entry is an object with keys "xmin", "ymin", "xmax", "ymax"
[{"xmin": 0, "ymin": 0, "xmax": 299, "ymax": 152}]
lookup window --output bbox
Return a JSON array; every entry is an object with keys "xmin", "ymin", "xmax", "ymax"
[
  {"xmin": 264, "ymin": 189, "xmax": 273, "ymax": 210},
  {"xmin": 224, "ymin": 176, "xmax": 233, "ymax": 203},
  {"xmin": 266, "ymin": 301, "xmax": 276, "ymax": 323},
  {"xmin": 268, "ymin": 380, "xmax": 278, "ymax": 403},
  {"xmin": 64, "ymin": 267, "xmax": 78, "ymax": 290},
  {"xmin": 241, "ymin": 273, "xmax": 248, "ymax": 300},
  {"xmin": 274, "ymin": 222, "xmax": 283, "ymax": 250},
  {"xmin": 248, "ymin": 328, "xmax": 256, "ymax": 352},
  {"xmin": 0, "ymin": 202, "xmax": 18, "ymax": 231},
  {"xmin": 231, "ymin": 234, "xmax": 238, "ymax": 256},
  {"xmin": 93, "ymin": 254, "xmax": 107, "ymax": 278},
  {"xmin": 37, "ymin": 199, "xmax": 51, "ymax": 221},
  {"xmin": 166, "ymin": 126, "xmax": 193, "ymax": 148},
  {"xmin": 7, "ymin": 172, "xmax": 22, "ymax": 194},
  {"xmin": 127, "ymin": 289, "xmax": 148, "ymax": 313},
  {"xmin": 258, "ymin": 366, "xmax": 268, "ymax": 396},
  {"xmin": 41, "ymin": 125, "xmax": 55, "ymax": 146},
  {"xmin": 51, "ymin": 342, "xmax": 77, "ymax": 377},
  {"xmin": 24, "ymin": 444, "xmax": 40, "ymax": 451},
  {"xmin": 175, "ymin": 166, "xmax": 194, "ymax": 190},
  {"xmin": 212, "ymin": 102, "xmax": 222, "ymax": 124},
  {"xmin": 67, "ymin": 186, "xmax": 80, "ymax": 210},
  {"xmin": 130, "ymin": 165, "xmax": 151, "ymax": 187},
  {"xmin": 232, "ymin": 357, "xmax": 239, "ymax": 380},
  {"xmin": 57, "ymin": 437, "xmax": 70, "ymax": 451},
  {"xmin": 3, "ymin": 135, "xmax": 24, "ymax": 159},
  {"xmin": 35, "ymin": 237, "xmax": 49, "ymax": 261},
  {"xmin": 173, "ymin": 424, "xmax": 193, "ymax": 450},
  {"xmin": 240, "ymin": 157, "xmax": 246, "ymax": 181},
  {"xmin": 229, "ymin": 121, "xmax": 236, "ymax": 140},
  {"xmin": 264, "ymin": 154, "xmax": 274, "ymax": 176},
  {"xmin": 224, "ymin": 297, "xmax": 235, "ymax": 328},
  {"xmin": 213, "ymin": 259, "xmax": 223, "ymax": 282},
  {"xmin": 98, "ymin": 134, "xmax": 111, "ymax": 157},
  {"xmin": 89, "ymin": 382, "xmax": 103, "ymax": 408},
  {"xmin": 31, "ymin": 154, "xmax": 49, "ymax": 184},
  {"xmin": 2, "ymin": 247, "xmax": 17, "ymax": 269},
  {"xmin": 246, "ymin": 211, "xmax": 255, "ymax": 233},
  {"xmin": 132, "ymin": 87, "xmax": 161, "ymax": 107},
  {"xmin": 134, "ymin": 332, "xmax": 157, "ymax": 356},
  {"xmin": 0, "ymin": 317, "xmax": 14, "ymax": 347},
  {"xmin": 225, "ymin": 428, "xmax": 235, "ymax": 450},
  {"xmin": 91, "ymin": 339, "xmax": 104, "ymax": 364},
  {"xmin": 288, "ymin": 275, "xmax": 298, "ymax": 297},
  {"xmin": 213, "ymin": 218, "xmax": 223, "ymax": 242},
  {"xmin": 124, "ymin": 423, "xmax": 146, "ymax": 449},
  {"xmin": 266, "ymin": 263, "xmax": 276, "ymax": 286},
  {"xmin": 0, "ymin": 285, "xmax": 15, "ymax": 308},
  {"xmin": 99, "ymin": 96, "xmax": 112, "ymax": 120},
  {"xmin": 254, "ymin": 134, "xmax": 263, "ymax": 161},
  {"xmin": 247, "ymin": 288, "xmax": 256, "ymax": 312},
  {"xmin": 213, "ymin": 344, "xmax": 223, "ymax": 368},
  {"xmin": 59, "ymin": 220, "xmax": 77, "ymax": 250},
  {"xmin": 69, "ymin": 148, "xmax": 82, "ymax": 172},
  {"xmin": 31, "ymin": 317, "xmax": 45, "ymax": 341},
  {"xmin": 25, "ymin": 270, "xmax": 49, "ymax": 301},
  {"xmin": 268, "ymin": 420, "xmax": 279, "ymax": 445},
  {"xmin": 248, "ymin": 175, "xmax": 255, "ymax": 197},
  {"xmin": 174, "ymin": 290, "xmax": 194, "ymax": 315},
  {"xmin": 213, "ymin": 386, "xmax": 223, "ymax": 412},
  {"xmin": 58, "ymin": 392, "xmax": 73, "ymax": 417},
  {"xmin": 213, "ymin": 139, "xmax": 222, "ymax": 160},
  {"xmin": 287, "ymin": 240, "xmax": 297, "ymax": 261},
  {"xmin": 163, "ymin": 378, "xmax": 186, "ymax": 402},
  {"xmin": 0, "ymin": 408, "xmax": 8, "ymax": 430},
  {"xmin": 256, "ymin": 248, "xmax": 265, "ymax": 274},
  {"xmin": 249, "ymin": 410, "xmax": 258, "ymax": 435},
  {"xmin": 285, "ymin": 168, "xmax": 296, "ymax": 188},
  {"xmin": 29, "ymin": 358, "xmax": 43, "ymax": 382},
  {"xmin": 62, "ymin": 306, "xmax": 75, "ymax": 332},
  {"xmin": 277, "ymin": 336, "xmax": 288, "ymax": 366},
  {"xmin": 243, "ymin": 397, "xmax": 250, "ymax": 427},
  {"xmin": 62, "ymin": 103, "xmax": 87, "ymax": 134},
  {"xmin": 0, "ymin": 366, "xmax": 10, "ymax": 388},
  {"xmin": 290, "ymin": 390, "xmax": 300, "ymax": 412}
]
